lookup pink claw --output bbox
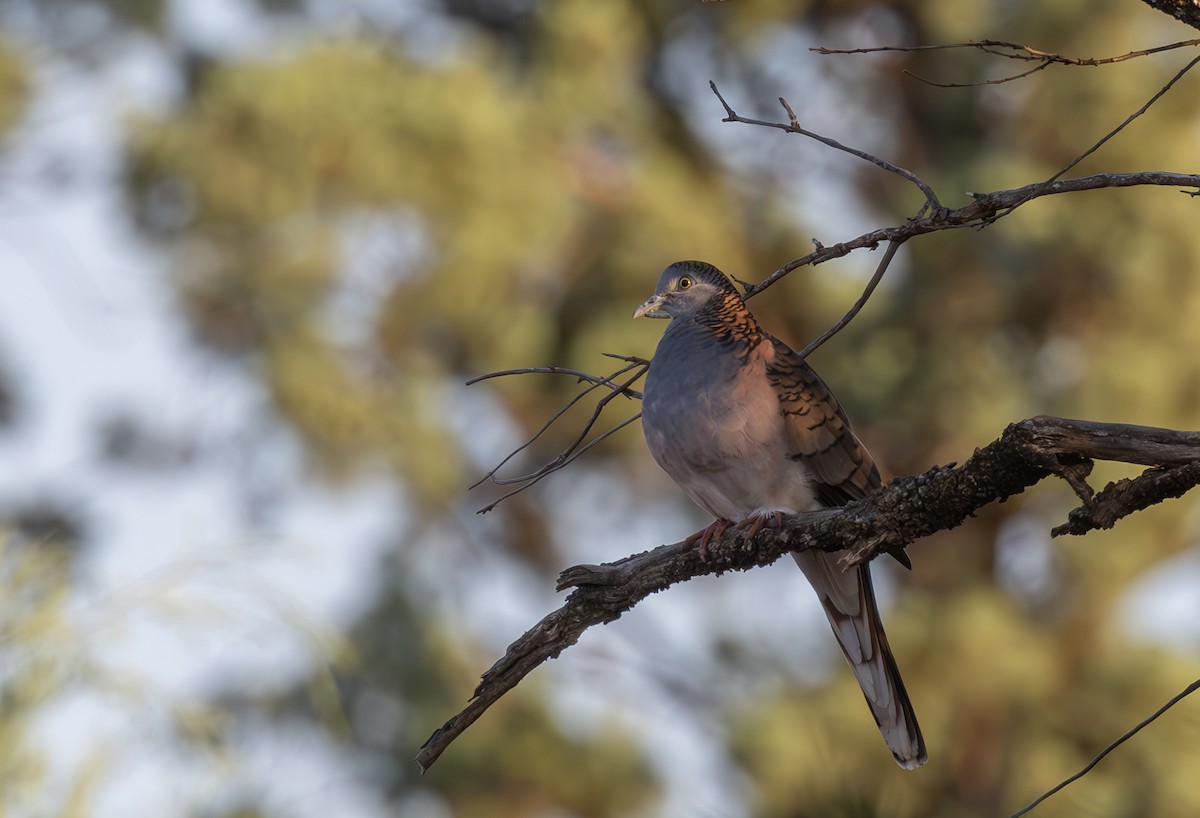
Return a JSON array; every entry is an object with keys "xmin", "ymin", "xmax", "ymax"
[
  {"xmin": 686, "ymin": 518, "xmax": 733, "ymax": 561},
  {"xmin": 733, "ymin": 511, "xmax": 784, "ymax": 540}
]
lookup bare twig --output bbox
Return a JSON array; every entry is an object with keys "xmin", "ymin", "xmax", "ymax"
[
  {"xmin": 797, "ymin": 240, "xmax": 901, "ymax": 359},
  {"xmin": 416, "ymin": 416, "xmax": 1200, "ymax": 772},
  {"xmin": 466, "ymin": 363, "xmax": 644, "ymax": 397},
  {"xmin": 1053, "ymin": 461, "xmax": 1200, "ymax": 535},
  {"xmin": 1007, "ymin": 678, "xmax": 1200, "ymax": 818},
  {"xmin": 600, "ymin": 352, "xmax": 651, "ymax": 366},
  {"xmin": 475, "ymin": 412, "xmax": 643, "ymax": 514},
  {"xmin": 470, "ymin": 361, "xmax": 650, "ymax": 513},
  {"xmin": 709, "ymin": 81, "xmax": 944, "ymax": 213},
  {"xmin": 467, "ymin": 359, "xmax": 645, "ymax": 491},
  {"xmin": 906, "ymin": 60, "xmax": 1054, "ymax": 88},
  {"xmin": 812, "ymin": 38, "xmax": 1200, "ymax": 66}
]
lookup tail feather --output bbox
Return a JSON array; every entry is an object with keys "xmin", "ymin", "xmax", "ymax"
[{"xmin": 792, "ymin": 549, "xmax": 927, "ymax": 769}]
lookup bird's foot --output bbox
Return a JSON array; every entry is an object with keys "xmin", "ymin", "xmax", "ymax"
[
  {"xmin": 685, "ymin": 518, "xmax": 733, "ymax": 561},
  {"xmin": 734, "ymin": 510, "xmax": 784, "ymax": 540}
]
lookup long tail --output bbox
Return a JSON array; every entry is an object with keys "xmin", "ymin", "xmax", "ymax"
[{"xmin": 792, "ymin": 549, "xmax": 927, "ymax": 769}]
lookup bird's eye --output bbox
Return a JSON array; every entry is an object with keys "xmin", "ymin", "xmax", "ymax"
[{"xmin": 678, "ymin": 276, "xmax": 693, "ymax": 290}]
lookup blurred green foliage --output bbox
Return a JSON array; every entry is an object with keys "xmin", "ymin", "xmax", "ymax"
[
  {"xmin": 5, "ymin": 0, "xmax": 1200, "ymax": 816},
  {"xmin": 0, "ymin": 39, "xmax": 27, "ymax": 148},
  {"xmin": 0, "ymin": 534, "xmax": 105, "ymax": 818}
]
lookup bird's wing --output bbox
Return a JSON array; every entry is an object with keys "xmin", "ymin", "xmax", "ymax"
[{"xmin": 764, "ymin": 333, "xmax": 881, "ymax": 507}]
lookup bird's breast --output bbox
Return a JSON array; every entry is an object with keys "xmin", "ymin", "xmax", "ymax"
[{"xmin": 642, "ymin": 329, "xmax": 814, "ymax": 520}]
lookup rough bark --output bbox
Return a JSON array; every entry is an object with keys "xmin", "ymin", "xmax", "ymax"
[{"xmin": 1143, "ymin": 0, "xmax": 1200, "ymax": 31}]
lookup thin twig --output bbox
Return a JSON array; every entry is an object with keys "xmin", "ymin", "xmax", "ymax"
[
  {"xmin": 713, "ymin": 66, "xmax": 1199, "ymax": 329},
  {"xmin": 601, "ymin": 353, "xmax": 651, "ymax": 364},
  {"xmin": 476, "ymin": 412, "xmax": 643, "ymax": 514},
  {"xmin": 709, "ymin": 81, "xmax": 943, "ymax": 212},
  {"xmin": 481, "ymin": 364, "xmax": 645, "ymax": 488},
  {"xmin": 796, "ymin": 240, "xmax": 901, "ymax": 358},
  {"xmin": 467, "ymin": 363, "xmax": 643, "ymax": 397},
  {"xmin": 812, "ymin": 38, "xmax": 1200, "ymax": 66},
  {"xmin": 467, "ymin": 361, "xmax": 645, "ymax": 491},
  {"xmin": 472, "ymin": 365, "xmax": 649, "ymax": 513},
  {"xmin": 1007, "ymin": 678, "xmax": 1200, "ymax": 818},
  {"xmin": 906, "ymin": 59, "xmax": 1054, "ymax": 88}
]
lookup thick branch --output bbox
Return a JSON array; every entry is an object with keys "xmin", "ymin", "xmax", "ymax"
[
  {"xmin": 1054, "ymin": 461, "xmax": 1200, "ymax": 535},
  {"xmin": 416, "ymin": 416, "xmax": 1200, "ymax": 772},
  {"xmin": 1142, "ymin": 0, "xmax": 1200, "ymax": 32}
]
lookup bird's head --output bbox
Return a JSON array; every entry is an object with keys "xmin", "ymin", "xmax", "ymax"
[{"xmin": 632, "ymin": 261, "xmax": 739, "ymax": 320}]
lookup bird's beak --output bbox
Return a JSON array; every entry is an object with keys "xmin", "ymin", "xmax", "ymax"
[{"xmin": 632, "ymin": 293, "xmax": 669, "ymax": 319}]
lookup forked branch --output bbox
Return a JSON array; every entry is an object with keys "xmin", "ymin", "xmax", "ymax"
[
  {"xmin": 712, "ymin": 45, "xmax": 1200, "ymax": 300},
  {"xmin": 467, "ymin": 355, "xmax": 649, "ymax": 513},
  {"xmin": 741, "ymin": 171, "xmax": 1200, "ymax": 297},
  {"xmin": 709, "ymin": 81, "xmax": 943, "ymax": 213}
]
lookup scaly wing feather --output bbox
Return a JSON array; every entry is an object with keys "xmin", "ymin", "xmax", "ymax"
[{"xmin": 764, "ymin": 332, "xmax": 880, "ymax": 505}]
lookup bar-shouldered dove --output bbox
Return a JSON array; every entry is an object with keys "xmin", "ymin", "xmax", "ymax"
[{"xmin": 634, "ymin": 260, "xmax": 927, "ymax": 769}]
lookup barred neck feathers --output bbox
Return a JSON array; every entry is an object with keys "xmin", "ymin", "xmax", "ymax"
[{"xmin": 694, "ymin": 288, "xmax": 763, "ymax": 349}]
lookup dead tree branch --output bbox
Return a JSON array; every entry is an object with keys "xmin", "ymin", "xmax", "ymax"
[
  {"xmin": 741, "ymin": 171, "xmax": 1200, "ymax": 298},
  {"xmin": 1142, "ymin": 0, "xmax": 1200, "ymax": 32},
  {"xmin": 417, "ymin": 416, "xmax": 1200, "ymax": 773}
]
